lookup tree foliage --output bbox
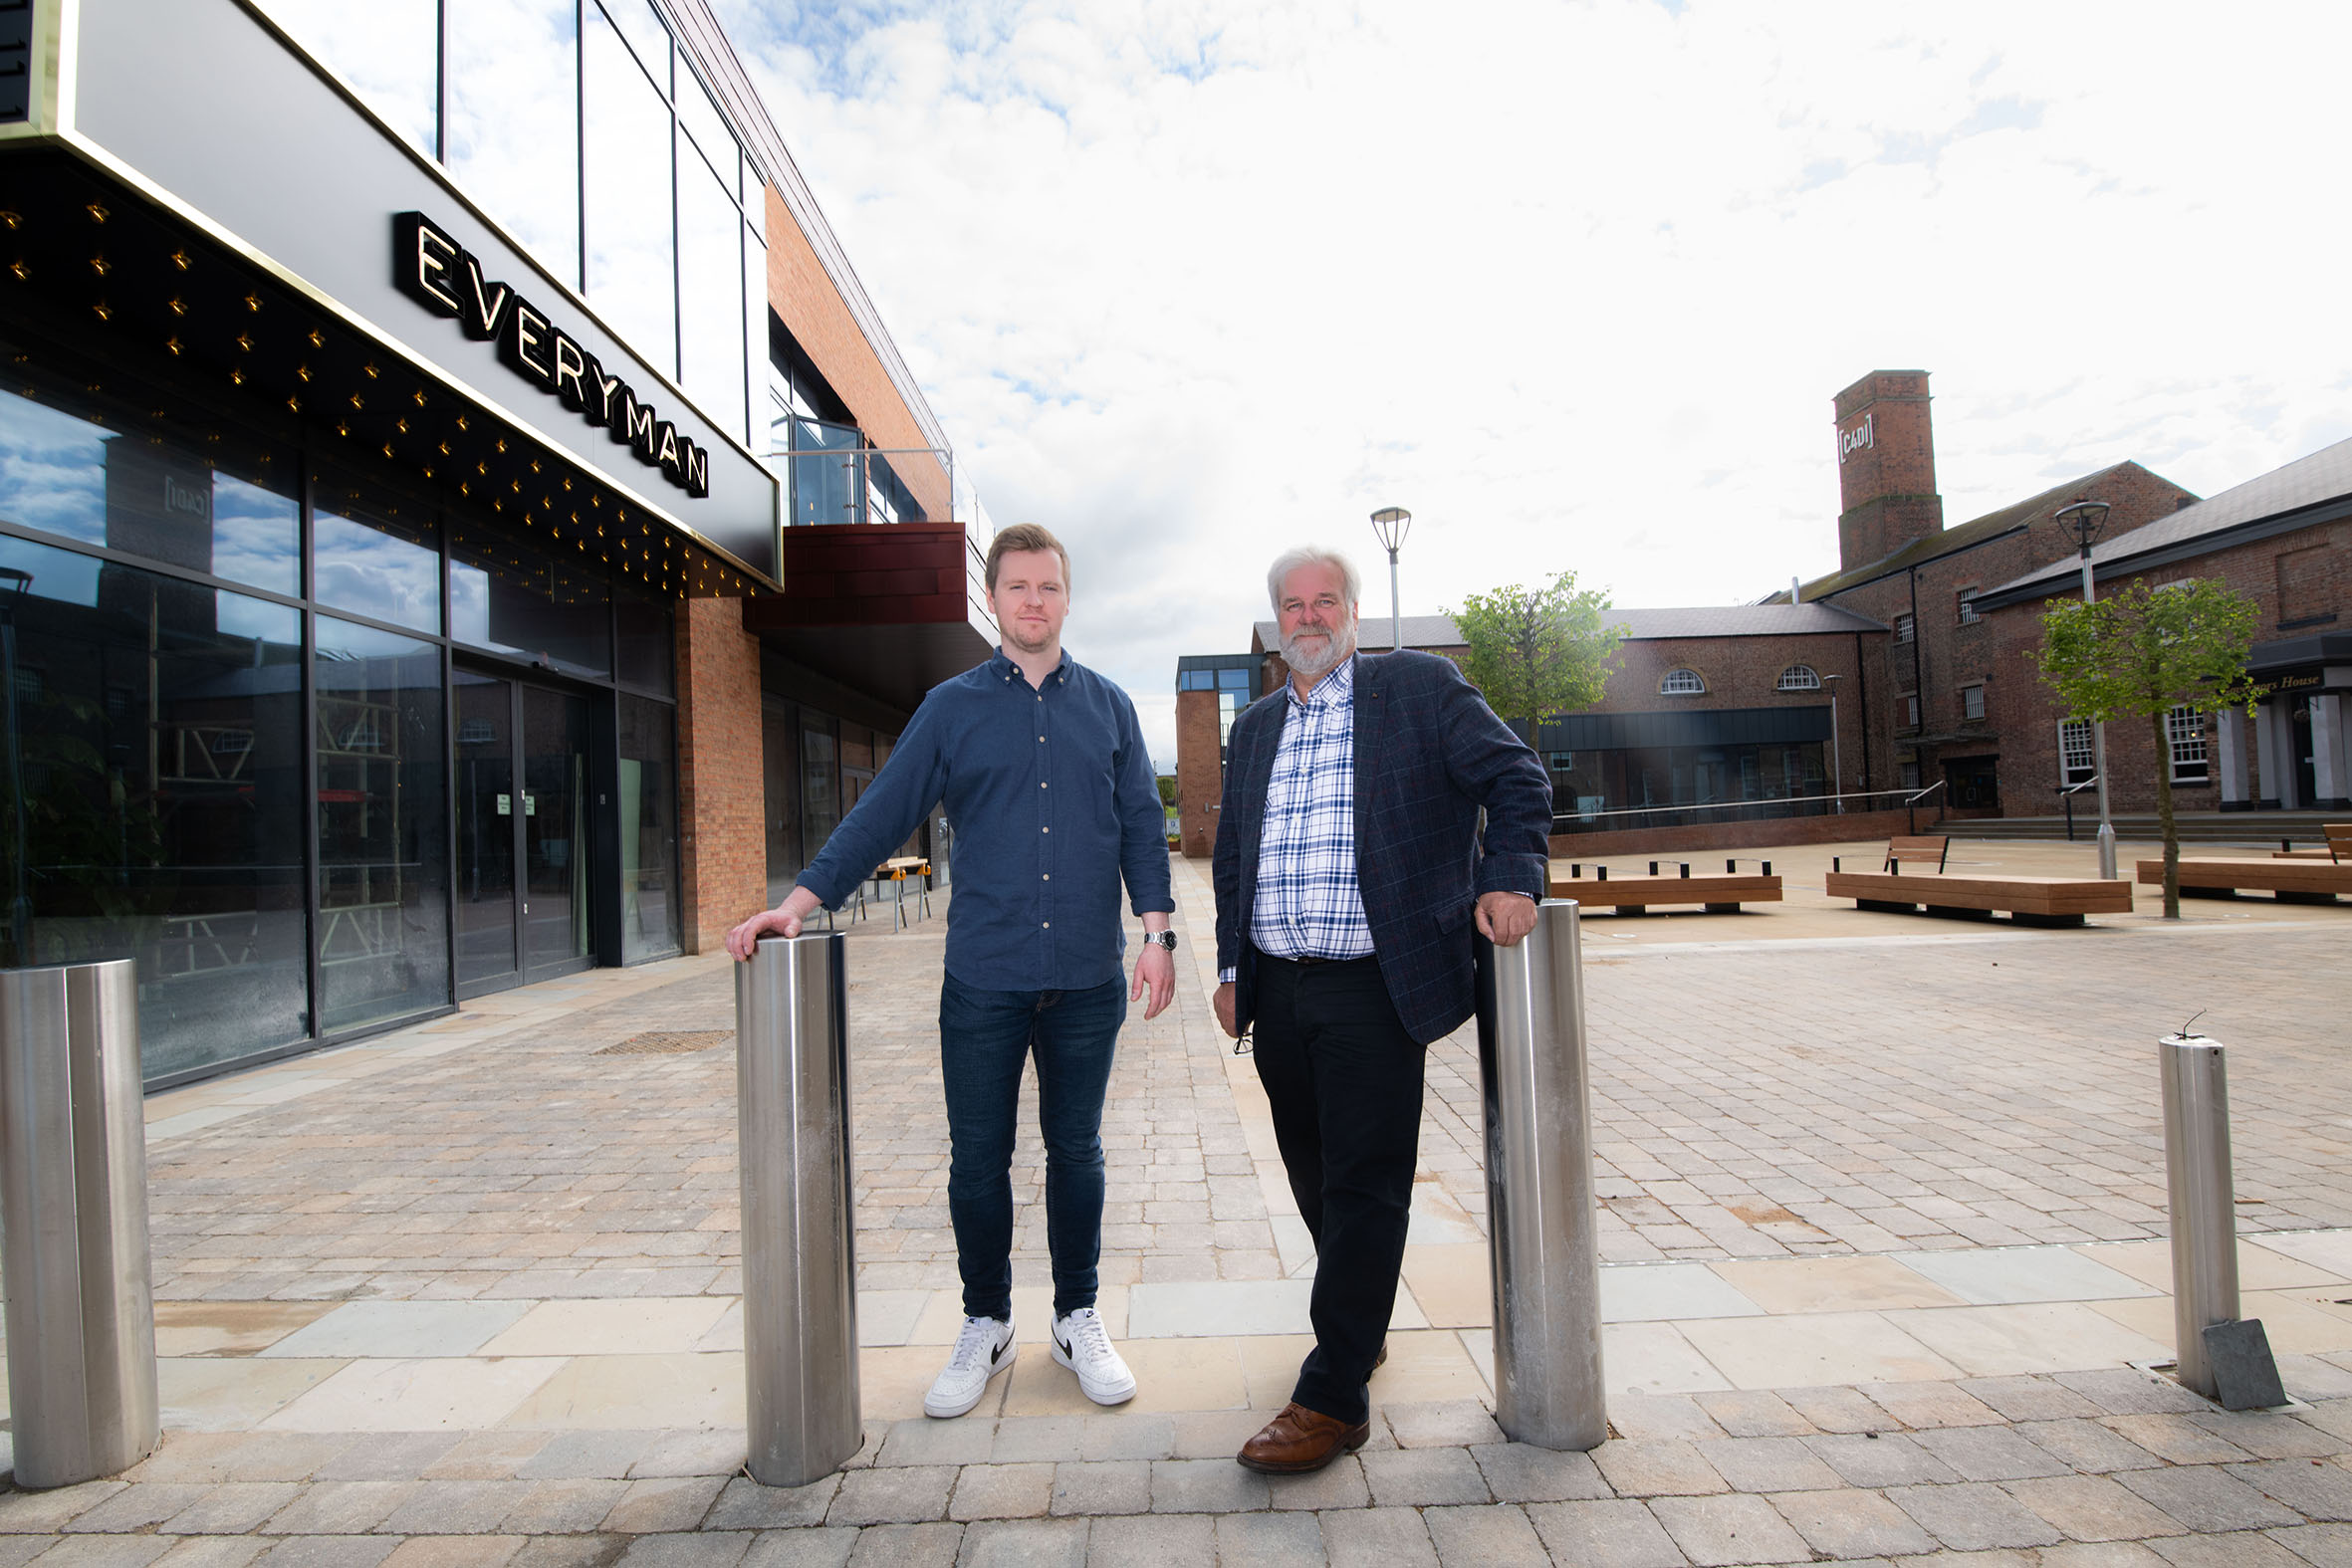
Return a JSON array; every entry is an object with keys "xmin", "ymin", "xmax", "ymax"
[
  {"xmin": 1449, "ymin": 570, "xmax": 1626, "ymax": 731},
  {"xmin": 2032, "ymin": 575, "xmax": 2260, "ymax": 918}
]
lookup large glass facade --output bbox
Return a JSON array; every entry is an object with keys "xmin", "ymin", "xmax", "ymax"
[
  {"xmin": 0, "ymin": 358, "xmax": 682, "ymax": 1084},
  {"xmin": 253, "ymin": 0, "xmax": 769, "ymax": 447}
]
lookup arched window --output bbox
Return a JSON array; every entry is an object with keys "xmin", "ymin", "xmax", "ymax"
[
  {"xmin": 1660, "ymin": 668, "xmax": 1705, "ymax": 695},
  {"xmin": 1776, "ymin": 665, "xmax": 1820, "ymax": 691}
]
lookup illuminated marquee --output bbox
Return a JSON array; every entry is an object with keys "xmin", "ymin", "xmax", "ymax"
[{"xmin": 392, "ymin": 212, "xmax": 709, "ymax": 499}]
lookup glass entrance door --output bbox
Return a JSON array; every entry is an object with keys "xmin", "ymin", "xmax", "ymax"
[
  {"xmin": 453, "ymin": 672, "xmax": 594, "ymax": 997},
  {"xmin": 522, "ymin": 685, "xmax": 592, "ymax": 979}
]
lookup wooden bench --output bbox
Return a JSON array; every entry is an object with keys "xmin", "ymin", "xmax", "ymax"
[
  {"xmin": 1549, "ymin": 867, "xmax": 1783, "ymax": 913},
  {"xmin": 2139, "ymin": 857, "xmax": 2352, "ymax": 903},
  {"xmin": 1823, "ymin": 869, "xmax": 2132, "ymax": 927},
  {"xmin": 2272, "ymin": 824, "xmax": 2352, "ymax": 862}
]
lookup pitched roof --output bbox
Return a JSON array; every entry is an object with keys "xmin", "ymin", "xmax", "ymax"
[
  {"xmin": 1980, "ymin": 436, "xmax": 2352, "ymax": 606},
  {"xmin": 1767, "ymin": 461, "xmax": 2173, "ymax": 603},
  {"xmin": 1252, "ymin": 602, "xmax": 1882, "ymax": 653}
]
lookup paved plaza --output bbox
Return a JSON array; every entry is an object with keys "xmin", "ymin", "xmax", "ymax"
[{"xmin": 5, "ymin": 838, "xmax": 2352, "ymax": 1562}]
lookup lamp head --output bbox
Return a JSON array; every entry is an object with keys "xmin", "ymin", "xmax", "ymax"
[
  {"xmin": 1369, "ymin": 506, "xmax": 1411, "ymax": 555},
  {"xmin": 2053, "ymin": 500, "xmax": 2112, "ymax": 553}
]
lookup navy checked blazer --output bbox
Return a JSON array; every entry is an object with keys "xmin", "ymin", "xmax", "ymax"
[{"xmin": 1212, "ymin": 648, "xmax": 1553, "ymax": 1046}]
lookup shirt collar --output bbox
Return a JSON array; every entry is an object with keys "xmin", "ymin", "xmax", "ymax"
[
  {"xmin": 1285, "ymin": 654, "xmax": 1355, "ymax": 713},
  {"xmin": 991, "ymin": 648, "xmax": 1072, "ymax": 687}
]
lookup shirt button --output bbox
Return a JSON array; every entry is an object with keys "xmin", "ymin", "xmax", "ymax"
[
  {"xmin": 1042, "ymin": 826, "xmax": 1050, "ymax": 833},
  {"xmin": 1043, "ymin": 921, "xmax": 1051, "ymax": 929},
  {"xmin": 1043, "ymin": 873, "xmax": 1051, "ymax": 881},
  {"xmin": 1040, "ymin": 781, "xmax": 1049, "ymax": 788}
]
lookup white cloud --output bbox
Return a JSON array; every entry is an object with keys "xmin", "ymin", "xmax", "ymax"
[{"xmin": 714, "ymin": 0, "xmax": 2352, "ymax": 765}]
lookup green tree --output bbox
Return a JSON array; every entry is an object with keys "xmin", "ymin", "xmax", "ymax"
[
  {"xmin": 2032, "ymin": 576, "xmax": 2260, "ymax": 918},
  {"xmin": 1448, "ymin": 570, "xmax": 1626, "ymax": 738}
]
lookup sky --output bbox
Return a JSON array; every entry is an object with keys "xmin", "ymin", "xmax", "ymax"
[{"xmin": 709, "ymin": 0, "xmax": 2352, "ymax": 767}]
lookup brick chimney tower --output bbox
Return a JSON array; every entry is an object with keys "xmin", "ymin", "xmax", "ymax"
[{"xmin": 1832, "ymin": 370, "xmax": 1944, "ymax": 572}]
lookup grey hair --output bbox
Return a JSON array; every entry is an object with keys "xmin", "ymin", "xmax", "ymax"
[{"xmin": 1266, "ymin": 547, "xmax": 1362, "ymax": 612}]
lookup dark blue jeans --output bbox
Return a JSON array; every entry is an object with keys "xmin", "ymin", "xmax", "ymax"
[{"xmin": 938, "ymin": 973, "xmax": 1125, "ymax": 1321}]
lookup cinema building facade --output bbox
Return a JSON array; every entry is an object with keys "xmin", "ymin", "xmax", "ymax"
[{"xmin": 0, "ymin": 0, "xmax": 994, "ymax": 1083}]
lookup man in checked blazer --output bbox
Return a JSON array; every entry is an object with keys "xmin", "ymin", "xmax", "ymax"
[{"xmin": 1213, "ymin": 545, "xmax": 1552, "ymax": 1473}]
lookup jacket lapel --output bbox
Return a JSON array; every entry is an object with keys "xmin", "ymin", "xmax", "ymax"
[{"xmin": 1352, "ymin": 651, "xmax": 1383, "ymax": 846}]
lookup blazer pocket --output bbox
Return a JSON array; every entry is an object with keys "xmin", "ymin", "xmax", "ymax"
[{"xmin": 1436, "ymin": 899, "xmax": 1475, "ymax": 935}]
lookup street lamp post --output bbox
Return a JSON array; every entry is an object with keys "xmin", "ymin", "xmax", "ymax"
[
  {"xmin": 1820, "ymin": 673, "xmax": 1844, "ymax": 814},
  {"xmin": 1369, "ymin": 507, "xmax": 1411, "ymax": 652},
  {"xmin": 2054, "ymin": 501, "xmax": 2118, "ymax": 879}
]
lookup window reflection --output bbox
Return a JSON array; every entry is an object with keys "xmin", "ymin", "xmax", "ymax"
[
  {"xmin": 679, "ymin": 136, "xmax": 747, "ymax": 438},
  {"xmin": 451, "ymin": 530, "xmax": 612, "ymax": 677},
  {"xmin": 315, "ymin": 615, "xmax": 449, "ymax": 1033},
  {"xmin": 314, "ymin": 487, "xmax": 441, "ymax": 634},
  {"xmin": 585, "ymin": 9, "xmax": 677, "ymax": 375},
  {"xmin": 618, "ymin": 693, "xmax": 679, "ymax": 962},
  {"xmin": 598, "ymin": 0, "xmax": 671, "ymax": 87},
  {"xmin": 762, "ymin": 696, "xmax": 800, "ymax": 901},
  {"xmin": 0, "ymin": 532, "xmax": 309, "ymax": 1078},
  {"xmin": 801, "ymin": 717, "xmax": 836, "ymax": 869},
  {"xmin": 250, "ymin": 0, "xmax": 438, "ymax": 153},
  {"xmin": 447, "ymin": 0, "xmax": 582, "ymax": 288},
  {"xmin": 0, "ymin": 388, "xmax": 299, "ymax": 596},
  {"xmin": 614, "ymin": 585, "xmax": 674, "ymax": 695},
  {"xmin": 674, "ymin": 63, "xmax": 740, "ymax": 202}
]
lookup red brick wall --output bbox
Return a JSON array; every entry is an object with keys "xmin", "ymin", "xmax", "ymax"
[
  {"xmin": 1833, "ymin": 370, "xmax": 1944, "ymax": 571},
  {"xmin": 764, "ymin": 188, "xmax": 952, "ymax": 523},
  {"xmin": 1983, "ymin": 515, "xmax": 2352, "ymax": 813},
  {"xmin": 1816, "ymin": 462, "xmax": 2197, "ymax": 811},
  {"xmin": 675, "ymin": 595, "xmax": 766, "ymax": 952},
  {"xmin": 1175, "ymin": 690, "xmax": 1222, "ymax": 858},
  {"xmin": 1601, "ymin": 633, "xmax": 1883, "ymax": 795}
]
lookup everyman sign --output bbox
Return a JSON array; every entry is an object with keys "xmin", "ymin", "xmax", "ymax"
[{"xmin": 392, "ymin": 211, "xmax": 710, "ymax": 499}]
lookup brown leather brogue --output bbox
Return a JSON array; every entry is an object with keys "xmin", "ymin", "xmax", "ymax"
[{"xmin": 1237, "ymin": 1402, "xmax": 1371, "ymax": 1474}]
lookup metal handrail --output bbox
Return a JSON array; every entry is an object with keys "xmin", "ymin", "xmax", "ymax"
[
  {"xmin": 1551, "ymin": 780, "xmax": 1949, "ymax": 834},
  {"xmin": 2058, "ymin": 776, "xmax": 2100, "ymax": 840}
]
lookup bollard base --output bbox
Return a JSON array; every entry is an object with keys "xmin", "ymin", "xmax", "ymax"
[{"xmin": 2204, "ymin": 1320, "xmax": 2288, "ymax": 1411}]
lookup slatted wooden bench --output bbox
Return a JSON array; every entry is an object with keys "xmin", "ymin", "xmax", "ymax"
[
  {"xmin": 2140, "ymin": 856, "xmax": 2352, "ymax": 903},
  {"xmin": 1823, "ymin": 868, "xmax": 2133, "ymax": 927},
  {"xmin": 1549, "ymin": 865, "xmax": 1783, "ymax": 913},
  {"xmin": 2272, "ymin": 824, "xmax": 2352, "ymax": 862}
]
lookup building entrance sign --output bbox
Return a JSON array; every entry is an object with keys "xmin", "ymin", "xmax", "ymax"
[{"xmin": 395, "ymin": 212, "xmax": 711, "ymax": 500}]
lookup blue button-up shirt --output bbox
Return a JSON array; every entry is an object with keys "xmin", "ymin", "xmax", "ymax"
[
  {"xmin": 797, "ymin": 649, "xmax": 1174, "ymax": 992},
  {"xmin": 1250, "ymin": 659, "xmax": 1375, "ymax": 962}
]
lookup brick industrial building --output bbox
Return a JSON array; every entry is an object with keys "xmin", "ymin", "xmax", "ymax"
[{"xmin": 1173, "ymin": 368, "xmax": 2352, "ymax": 846}]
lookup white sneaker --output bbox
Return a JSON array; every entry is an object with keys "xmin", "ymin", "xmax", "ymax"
[
  {"xmin": 924, "ymin": 1316, "xmax": 1016, "ymax": 1419},
  {"xmin": 1051, "ymin": 1306, "xmax": 1137, "ymax": 1406}
]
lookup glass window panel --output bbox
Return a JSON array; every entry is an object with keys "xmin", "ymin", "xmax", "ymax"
[
  {"xmin": 618, "ymin": 693, "xmax": 680, "ymax": 963},
  {"xmin": 762, "ymin": 696, "xmax": 800, "ymax": 902},
  {"xmin": 790, "ymin": 417, "xmax": 861, "ymax": 528},
  {"xmin": 675, "ymin": 63, "xmax": 740, "ymax": 203},
  {"xmin": 0, "ymin": 388, "xmax": 299, "ymax": 596},
  {"xmin": 251, "ymin": 0, "xmax": 438, "ymax": 153},
  {"xmin": 614, "ymin": 584, "xmax": 674, "ymax": 696},
  {"xmin": 315, "ymin": 615, "xmax": 448, "ymax": 1033},
  {"xmin": 585, "ymin": 10, "xmax": 678, "ymax": 375},
  {"xmin": 0, "ymin": 532, "xmax": 309, "ymax": 1080},
  {"xmin": 447, "ymin": 0, "xmax": 582, "ymax": 288},
  {"xmin": 598, "ymin": 0, "xmax": 670, "ymax": 92},
  {"xmin": 745, "ymin": 218, "xmax": 768, "ymax": 454},
  {"xmin": 451, "ymin": 529, "xmax": 612, "ymax": 677},
  {"xmin": 800, "ymin": 716, "xmax": 836, "ymax": 868},
  {"xmin": 312, "ymin": 477, "xmax": 440, "ymax": 632},
  {"xmin": 678, "ymin": 134, "xmax": 748, "ymax": 438}
]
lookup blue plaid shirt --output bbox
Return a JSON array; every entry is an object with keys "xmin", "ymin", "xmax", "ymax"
[{"xmin": 1246, "ymin": 659, "xmax": 1374, "ymax": 966}]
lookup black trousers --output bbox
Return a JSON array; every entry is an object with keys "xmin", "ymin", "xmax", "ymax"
[{"xmin": 1249, "ymin": 948, "xmax": 1425, "ymax": 1425}]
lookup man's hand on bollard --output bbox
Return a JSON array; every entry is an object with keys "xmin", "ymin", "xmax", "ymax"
[
  {"xmin": 1213, "ymin": 982, "xmax": 1240, "ymax": 1039},
  {"xmin": 726, "ymin": 886, "xmax": 824, "ymax": 961},
  {"xmin": 1131, "ymin": 943, "xmax": 1175, "ymax": 1019},
  {"xmin": 1475, "ymin": 890, "xmax": 1538, "ymax": 948}
]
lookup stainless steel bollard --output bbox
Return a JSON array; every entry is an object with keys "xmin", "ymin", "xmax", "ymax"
[
  {"xmin": 0, "ymin": 959, "xmax": 160, "ymax": 1487},
  {"xmin": 2160, "ymin": 1032, "xmax": 2239, "ymax": 1401},
  {"xmin": 1475, "ymin": 900, "xmax": 1606, "ymax": 1450},
  {"xmin": 737, "ymin": 934, "xmax": 862, "ymax": 1486}
]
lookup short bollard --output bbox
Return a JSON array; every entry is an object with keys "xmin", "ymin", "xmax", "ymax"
[
  {"xmin": 2159, "ymin": 1031, "xmax": 2273, "ymax": 1404},
  {"xmin": 737, "ymin": 935, "xmax": 862, "ymax": 1486},
  {"xmin": 0, "ymin": 959, "xmax": 160, "ymax": 1487},
  {"xmin": 1475, "ymin": 900, "xmax": 1606, "ymax": 1450}
]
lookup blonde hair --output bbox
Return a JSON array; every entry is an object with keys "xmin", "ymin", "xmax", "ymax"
[{"xmin": 985, "ymin": 523, "xmax": 1071, "ymax": 593}]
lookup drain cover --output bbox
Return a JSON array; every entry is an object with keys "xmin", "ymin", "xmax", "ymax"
[{"xmin": 594, "ymin": 1030, "xmax": 733, "ymax": 1056}]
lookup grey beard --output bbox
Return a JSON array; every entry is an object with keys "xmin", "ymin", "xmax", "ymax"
[{"xmin": 1282, "ymin": 623, "xmax": 1354, "ymax": 679}]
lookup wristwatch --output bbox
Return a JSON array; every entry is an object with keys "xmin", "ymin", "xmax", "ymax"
[{"xmin": 1144, "ymin": 931, "xmax": 1179, "ymax": 952}]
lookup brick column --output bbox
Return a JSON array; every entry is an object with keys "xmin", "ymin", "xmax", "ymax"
[{"xmin": 674, "ymin": 596, "xmax": 766, "ymax": 952}]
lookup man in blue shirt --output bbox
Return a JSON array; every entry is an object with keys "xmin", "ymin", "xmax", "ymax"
[{"xmin": 727, "ymin": 524, "xmax": 1176, "ymax": 1420}]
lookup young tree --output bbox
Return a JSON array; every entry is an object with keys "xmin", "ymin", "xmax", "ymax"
[
  {"xmin": 2032, "ymin": 576, "xmax": 2260, "ymax": 918},
  {"xmin": 1448, "ymin": 570, "xmax": 1626, "ymax": 739}
]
